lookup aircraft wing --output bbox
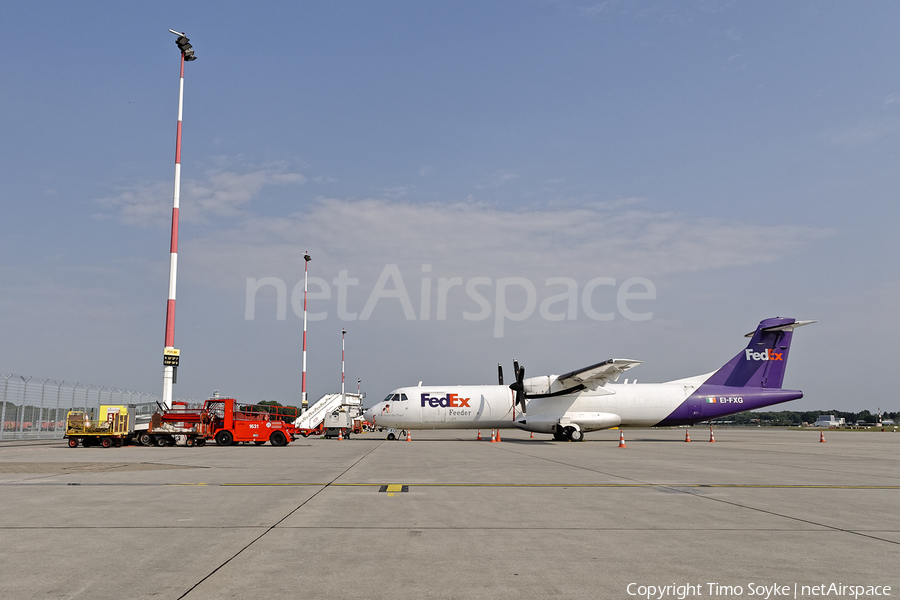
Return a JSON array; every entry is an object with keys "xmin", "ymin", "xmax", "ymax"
[{"xmin": 555, "ymin": 358, "xmax": 642, "ymax": 389}]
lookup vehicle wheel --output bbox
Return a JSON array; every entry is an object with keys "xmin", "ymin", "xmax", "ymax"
[
  {"xmin": 114, "ymin": 438, "xmax": 123, "ymax": 447},
  {"xmin": 269, "ymin": 431, "xmax": 287, "ymax": 446},
  {"xmin": 101, "ymin": 437, "xmax": 113, "ymax": 448},
  {"xmin": 301, "ymin": 432, "xmax": 309, "ymax": 438},
  {"xmin": 569, "ymin": 429, "xmax": 584, "ymax": 442},
  {"xmin": 139, "ymin": 432, "xmax": 153, "ymax": 446},
  {"xmin": 68, "ymin": 438, "xmax": 78, "ymax": 448},
  {"xmin": 387, "ymin": 432, "xmax": 396, "ymax": 440},
  {"xmin": 344, "ymin": 430, "xmax": 351, "ymax": 439},
  {"xmin": 185, "ymin": 438, "xmax": 195, "ymax": 447},
  {"xmin": 155, "ymin": 436, "xmax": 168, "ymax": 447},
  {"xmin": 215, "ymin": 431, "xmax": 233, "ymax": 446}
]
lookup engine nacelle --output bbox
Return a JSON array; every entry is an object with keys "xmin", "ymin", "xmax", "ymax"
[
  {"xmin": 522, "ymin": 375, "xmax": 554, "ymax": 395},
  {"xmin": 514, "ymin": 411, "xmax": 622, "ymax": 433}
]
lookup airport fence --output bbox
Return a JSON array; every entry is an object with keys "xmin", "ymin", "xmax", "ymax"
[{"xmin": 0, "ymin": 373, "xmax": 204, "ymax": 441}]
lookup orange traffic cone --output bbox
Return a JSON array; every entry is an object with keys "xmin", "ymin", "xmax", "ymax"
[
  {"xmin": 685, "ymin": 429, "xmax": 691, "ymax": 442},
  {"xmin": 338, "ymin": 428, "xmax": 344, "ymax": 441},
  {"xmin": 819, "ymin": 431, "xmax": 826, "ymax": 443},
  {"xmin": 530, "ymin": 432, "xmax": 534, "ymax": 439},
  {"xmin": 476, "ymin": 429, "xmax": 482, "ymax": 441},
  {"xmin": 406, "ymin": 430, "xmax": 412, "ymax": 442},
  {"xmin": 490, "ymin": 429, "xmax": 497, "ymax": 443},
  {"xmin": 618, "ymin": 430, "xmax": 627, "ymax": 448},
  {"xmin": 709, "ymin": 428, "xmax": 716, "ymax": 443},
  {"xmin": 496, "ymin": 430, "xmax": 502, "ymax": 442}
]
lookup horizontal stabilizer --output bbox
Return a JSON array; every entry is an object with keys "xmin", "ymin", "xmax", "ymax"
[{"xmin": 745, "ymin": 320, "xmax": 816, "ymax": 338}]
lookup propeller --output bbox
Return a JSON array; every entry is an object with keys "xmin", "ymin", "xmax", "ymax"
[
  {"xmin": 497, "ymin": 363, "xmax": 503, "ymax": 385},
  {"xmin": 508, "ymin": 358, "xmax": 526, "ymax": 414}
]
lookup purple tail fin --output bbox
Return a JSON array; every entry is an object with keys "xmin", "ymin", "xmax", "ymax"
[{"xmin": 704, "ymin": 317, "xmax": 815, "ymax": 389}]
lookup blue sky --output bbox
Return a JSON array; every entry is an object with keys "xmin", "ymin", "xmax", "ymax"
[{"xmin": 2, "ymin": 1, "xmax": 898, "ymax": 413}]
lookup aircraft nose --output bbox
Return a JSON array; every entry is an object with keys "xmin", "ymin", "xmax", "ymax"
[{"xmin": 363, "ymin": 407, "xmax": 374, "ymax": 422}]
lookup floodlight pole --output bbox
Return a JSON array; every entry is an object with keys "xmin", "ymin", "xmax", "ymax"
[
  {"xmin": 162, "ymin": 30, "xmax": 196, "ymax": 409},
  {"xmin": 301, "ymin": 253, "xmax": 311, "ymax": 413},
  {"xmin": 341, "ymin": 328, "xmax": 346, "ymax": 406}
]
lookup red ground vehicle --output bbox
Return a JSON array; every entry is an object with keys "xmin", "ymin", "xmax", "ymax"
[
  {"xmin": 143, "ymin": 398, "xmax": 295, "ymax": 447},
  {"xmin": 206, "ymin": 398, "xmax": 294, "ymax": 446}
]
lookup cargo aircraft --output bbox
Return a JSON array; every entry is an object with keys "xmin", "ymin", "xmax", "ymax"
[{"xmin": 363, "ymin": 317, "xmax": 814, "ymax": 441}]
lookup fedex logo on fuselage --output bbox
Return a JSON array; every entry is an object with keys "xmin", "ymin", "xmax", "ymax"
[
  {"xmin": 421, "ymin": 393, "xmax": 471, "ymax": 408},
  {"xmin": 745, "ymin": 349, "xmax": 784, "ymax": 361}
]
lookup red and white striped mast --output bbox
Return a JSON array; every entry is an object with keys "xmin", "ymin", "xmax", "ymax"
[
  {"xmin": 301, "ymin": 252, "xmax": 311, "ymax": 413},
  {"xmin": 162, "ymin": 30, "xmax": 196, "ymax": 409},
  {"xmin": 341, "ymin": 328, "xmax": 346, "ymax": 405}
]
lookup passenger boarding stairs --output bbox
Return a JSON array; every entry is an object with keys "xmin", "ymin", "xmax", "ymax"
[{"xmin": 293, "ymin": 392, "xmax": 363, "ymax": 430}]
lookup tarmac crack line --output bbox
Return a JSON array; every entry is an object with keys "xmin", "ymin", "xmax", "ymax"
[
  {"xmin": 667, "ymin": 487, "xmax": 900, "ymax": 547},
  {"xmin": 176, "ymin": 441, "xmax": 385, "ymax": 600},
  {"xmin": 2, "ymin": 524, "xmax": 898, "ymax": 533},
  {"xmin": 492, "ymin": 444, "xmax": 900, "ymax": 546},
  {"xmin": 489, "ymin": 444, "xmax": 662, "ymax": 486}
]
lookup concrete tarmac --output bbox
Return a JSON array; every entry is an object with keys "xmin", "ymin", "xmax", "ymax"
[{"xmin": 1, "ymin": 428, "xmax": 898, "ymax": 599}]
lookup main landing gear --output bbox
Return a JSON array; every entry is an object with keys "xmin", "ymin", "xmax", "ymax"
[{"xmin": 553, "ymin": 426, "xmax": 584, "ymax": 442}]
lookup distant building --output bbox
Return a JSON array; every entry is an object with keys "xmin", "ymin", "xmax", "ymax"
[{"xmin": 813, "ymin": 415, "xmax": 844, "ymax": 427}]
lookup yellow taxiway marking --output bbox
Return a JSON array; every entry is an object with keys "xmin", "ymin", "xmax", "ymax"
[{"xmin": 216, "ymin": 483, "xmax": 900, "ymax": 490}]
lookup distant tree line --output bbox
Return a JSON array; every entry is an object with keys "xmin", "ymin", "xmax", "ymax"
[
  {"xmin": 253, "ymin": 400, "xmax": 300, "ymax": 422},
  {"xmin": 712, "ymin": 409, "xmax": 899, "ymax": 426}
]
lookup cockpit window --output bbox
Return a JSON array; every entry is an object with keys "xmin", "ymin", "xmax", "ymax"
[
  {"xmin": 382, "ymin": 393, "xmax": 396, "ymax": 402},
  {"xmin": 400, "ymin": 393, "xmax": 408, "ymax": 401}
]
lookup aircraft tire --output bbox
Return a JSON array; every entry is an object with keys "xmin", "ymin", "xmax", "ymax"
[
  {"xmin": 552, "ymin": 430, "xmax": 567, "ymax": 441},
  {"xmin": 387, "ymin": 432, "xmax": 396, "ymax": 440},
  {"xmin": 569, "ymin": 429, "xmax": 584, "ymax": 442}
]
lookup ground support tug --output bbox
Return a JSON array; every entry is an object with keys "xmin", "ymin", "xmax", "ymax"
[{"xmin": 64, "ymin": 405, "xmax": 134, "ymax": 448}]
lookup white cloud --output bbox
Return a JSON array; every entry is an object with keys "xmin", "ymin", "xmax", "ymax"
[
  {"xmin": 96, "ymin": 162, "xmax": 306, "ymax": 227},
  {"xmin": 180, "ymin": 196, "xmax": 831, "ymax": 292}
]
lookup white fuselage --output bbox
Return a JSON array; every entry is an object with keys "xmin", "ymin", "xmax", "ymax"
[{"xmin": 365, "ymin": 382, "xmax": 697, "ymax": 433}]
